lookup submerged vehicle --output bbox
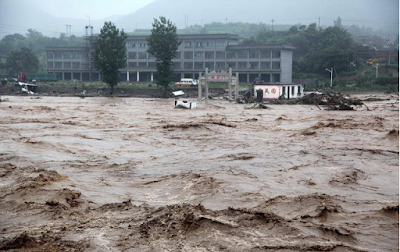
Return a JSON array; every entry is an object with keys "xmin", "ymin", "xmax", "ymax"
[{"xmin": 13, "ymin": 82, "xmax": 38, "ymax": 95}]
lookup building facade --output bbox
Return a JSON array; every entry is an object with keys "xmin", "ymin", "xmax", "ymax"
[{"xmin": 45, "ymin": 34, "xmax": 295, "ymax": 84}]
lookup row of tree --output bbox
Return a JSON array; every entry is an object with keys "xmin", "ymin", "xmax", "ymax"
[
  {"xmin": 93, "ymin": 18, "xmax": 179, "ymax": 96},
  {"xmin": 0, "ymin": 29, "xmax": 84, "ymax": 74},
  {"xmin": 242, "ymin": 23, "xmax": 363, "ymax": 75},
  {"xmin": 0, "ymin": 29, "xmax": 84, "ymax": 56}
]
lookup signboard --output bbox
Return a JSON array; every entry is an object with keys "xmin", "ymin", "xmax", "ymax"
[
  {"xmin": 206, "ymin": 74, "xmax": 230, "ymax": 82},
  {"xmin": 254, "ymin": 85, "xmax": 281, "ymax": 99}
]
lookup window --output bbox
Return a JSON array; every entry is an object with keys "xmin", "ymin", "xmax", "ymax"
[
  {"xmin": 272, "ymin": 74, "xmax": 280, "ymax": 83},
  {"xmin": 249, "ymin": 51, "xmax": 259, "ymax": 59},
  {"xmin": 72, "ymin": 62, "xmax": 80, "ymax": 69},
  {"xmin": 261, "ymin": 50, "xmax": 271, "ymax": 58},
  {"xmin": 139, "ymin": 42, "xmax": 146, "ymax": 48},
  {"xmin": 148, "ymin": 53, "xmax": 155, "ymax": 60},
  {"xmin": 194, "ymin": 52, "xmax": 204, "ymax": 60},
  {"xmin": 64, "ymin": 72, "xmax": 71, "ymax": 80},
  {"xmin": 63, "ymin": 52, "xmax": 72, "ymax": 59},
  {"xmin": 138, "ymin": 62, "xmax": 147, "ymax": 67},
  {"xmin": 227, "ymin": 62, "xmax": 236, "ymax": 69},
  {"xmin": 238, "ymin": 50, "xmax": 248, "ymax": 59},
  {"xmin": 184, "ymin": 62, "xmax": 193, "ymax": 70},
  {"xmin": 298, "ymin": 86, "xmax": 301, "ymax": 94},
  {"xmin": 261, "ymin": 62, "xmax": 271, "ymax": 69},
  {"xmin": 184, "ymin": 52, "xmax": 193, "ymax": 60},
  {"xmin": 148, "ymin": 62, "xmax": 156, "ymax": 68},
  {"xmin": 282, "ymin": 86, "xmax": 286, "ymax": 95},
  {"xmin": 54, "ymin": 52, "xmax": 62, "ymax": 59},
  {"xmin": 128, "ymin": 62, "xmax": 137, "ymax": 67},
  {"xmin": 194, "ymin": 62, "xmax": 203, "ymax": 69},
  {"xmin": 127, "ymin": 42, "xmax": 135, "ymax": 49},
  {"xmin": 238, "ymin": 62, "xmax": 247, "ymax": 69},
  {"xmin": 249, "ymin": 62, "xmax": 259, "ymax": 70},
  {"xmin": 205, "ymin": 62, "xmax": 214, "ymax": 70},
  {"xmin": 205, "ymin": 51, "xmax": 214, "ymax": 59},
  {"xmin": 55, "ymin": 62, "xmax": 62, "ymax": 69},
  {"xmin": 194, "ymin": 41, "xmax": 203, "ymax": 48},
  {"xmin": 216, "ymin": 40, "xmax": 226, "ymax": 47},
  {"xmin": 138, "ymin": 52, "xmax": 147, "ymax": 59},
  {"xmin": 261, "ymin": 74, "xmax": 270, "ymax": 82},
  {"xmin": 206, "ymin": 41, "xmax": 214, "ymax": 48},
  {"xmin": 184, "ymin": 41, "xmax": 192, "ymax": 48},
  {"xmin": 227, "ymin": 51, "xmax": 236, "ymax": 59},
  {"xmin": 72, "ymin": 52, "xmax": 82, "ymax": 59},
  {"xmin": 47, "ymin": 61, "xmax": 53, "ymax": 69},
  {"xmin": 272, "ymin": 62, "xmax": 280, "ymax": 69},
  {"xmin": 272, "ymin": 50, "xmax": 281, "ymax": 58},
  {"xmin": 291, "ymin": 86, "xmax": 295, "ymax": 96},
  {"xmin": 47, "ymin": 52, "xmax": 54, "ymax": 59},
  {"xmin": 173, "ymin": 62, "xmax": 181, "ymax": 70},
  {"xmin": 174, "ymin": 52, "xmax": 181, "ymax": 59},
  {"xmin": 216, "ymin": 62, "xmax": 225, "ymax": 70},
  {"xmin": 128, "ymin": 52, "xmax": 137, "ymax": 59},
  {"xmin": 216, "ymin": 51, "xmax": 225, "ymax": 59},
  {"xmin": 64, "ymin": 62, "xmax": 72, "ymax": 69}
]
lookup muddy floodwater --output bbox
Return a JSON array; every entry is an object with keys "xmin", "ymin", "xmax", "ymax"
[{"xmin": 0, "ymin": 95, "xmax": 398, "ymax": 251}]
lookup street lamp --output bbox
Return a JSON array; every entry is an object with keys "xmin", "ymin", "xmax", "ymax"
[{"xmin": 325, "ymin": 68, "xmax": 333, "ymax": 87}]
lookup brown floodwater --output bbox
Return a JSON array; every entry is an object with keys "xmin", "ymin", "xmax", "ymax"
[{"xmin": 0, "ymin": 95, "xmax": 398, "ymax": 251}]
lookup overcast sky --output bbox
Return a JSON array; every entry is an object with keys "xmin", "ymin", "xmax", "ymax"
[{"xmin": 35, "ymin": 0, "xmax": 155, "ymax": 19}]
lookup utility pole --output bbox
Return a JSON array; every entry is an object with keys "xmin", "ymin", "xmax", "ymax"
[
  {"xmin": 271, "ymin": 19, "xmax": 274, "ymax": 31},
  {"xmin": 184, "ymin": 15, "xmax": 189, "ymax": 28},
  {"xmin": 325, "ymin": 68, "xmax": 333, "ymax": 87},
  {"xmin": 65, "ymin": 24, "xmax": 71, "ymax": 37},
  {"xmin": 373, "ymin": 63, "xmax": 379, "ymax": 78}
]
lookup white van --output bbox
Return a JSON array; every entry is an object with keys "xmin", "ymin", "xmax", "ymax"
[{"xmin": 175, "ymin": 78, "xmax": 198, "ymax": 87}]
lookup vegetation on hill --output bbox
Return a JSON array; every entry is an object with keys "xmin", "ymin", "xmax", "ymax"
[{"xmin": 0, "ymin": 29, "xmax": 84, "ymax": 73}]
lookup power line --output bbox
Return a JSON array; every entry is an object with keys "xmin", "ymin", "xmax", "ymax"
[{"xmin": 0, "ymin": 23, "xmax": 61, "ymax": 35}]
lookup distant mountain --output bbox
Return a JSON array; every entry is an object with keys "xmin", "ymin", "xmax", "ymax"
[
  {"xmin": 0, "ymin": 0, "xmax": 398, "ymax": 38},
  {"xmin": 115, "ymin": 0, "xmax": 399, "ymax": 34},
  {"xmin": 0, "ymin": 1, "xmax": 120, "ymax": 38}
]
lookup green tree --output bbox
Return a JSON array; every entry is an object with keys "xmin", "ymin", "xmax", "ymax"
[
  {"xmin": 147, "ymin": 17, "xmax": 181, "ymax": 97},
  {"xmin": 288, "ymin": 25, "xmax": 298, "ymax": 34},
  {"xmin": 93, "ymin": 21, "xmax": 128, "ymax": 95},
  {"xmin": 5, "ymin": 47, "xmax": 39, "ymax": 76},
  {"xmin": 26, "ymin": 29, "xmax": 43, "ymax": 39}
]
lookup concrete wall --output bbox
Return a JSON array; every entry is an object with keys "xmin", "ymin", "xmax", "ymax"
[{"xmin": 280, "ymin": 50, "xmax": 293, "ymax": 84}]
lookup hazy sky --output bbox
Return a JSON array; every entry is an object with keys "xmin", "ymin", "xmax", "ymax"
[
  {"xmin": 38, "ymin": 0, "xmax": 155, "ymax": 19},
  {"xmin": 28, "ymin": 0, "xmax": 155, "ymax": 20}
]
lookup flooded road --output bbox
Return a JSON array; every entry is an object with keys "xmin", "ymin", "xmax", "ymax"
[{"xmin": 0, "ymin": 95, "xmax": 398, "ymax": 251}]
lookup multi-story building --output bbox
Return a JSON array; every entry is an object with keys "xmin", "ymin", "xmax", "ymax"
[{"xmin": 46, "ymin": 34, "xmax": 295, "ymax": 84}]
